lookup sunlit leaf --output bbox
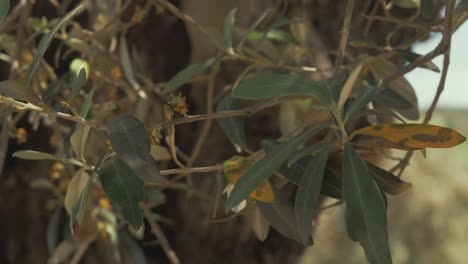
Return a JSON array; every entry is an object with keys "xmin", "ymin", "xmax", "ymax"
[
  {"xmin": 223, "ymin": 8, "xmax": 237, "ymax": 53},
  {"xmin": 0, "ymin": 79, "xmax": 42, "ymax": 105},
  {"xmin": 393, "ymin": 0, "xmax": 419, "ymax": 8},
  {"xmin": 366, "ymin": 162, "xmax": 412, "ymax": 195},
  {"xmin": 295, "ymin": 147, "xmax": 329, "ymax": 244},
  {"xmin": 216, "ymin": 94, "xmax": 246, "ymax": 150},
  {"xmin": 223, "ymin": 156, "xmax": 274, "ymax": 203},
  {"xmin": 231, "ymin": 73, "xmax": 329, "ymax": 103},
  {"xmin": 247, "ymin": 205, "xmax": 270, "ymax": 241},
  {"xmin": 338, "ymin": 62, "xmax": 365, "ymax": 110},
  {"xmin": 64, "ymin": 169, "xmax": 89, "ymax": 216},
  {"xmin": 107, "ymin": 115, "xmax": 164, "ymax": 182},
  {"xmin": 12, "ymin": 150, "xmax": 57, "ymax": 160},
  {"xmin": 351, "ymin": 124, "xmax": 466, "ymax": 149},
  {"xmin": 26, "ymin": 4, "xmax": 85, "ymax": 84},
  {"xmin": 98, "ymin": 156, "xmax": 144, "ymax": 229},
  {"xmin": 163, "ymin": 56, "xmax": 222, "ymax": 94},
  {"xmin": 257, "ymin": 189, "xmax": 299, "ymax": 242},
  {"xmin": 225, "ymin": 123, "xmax": 329, "ymax": 210},
  {"xmin": 70, "ymin": 125, "xmax": 90, "ymax": 161},
  {"xmin": 343, "ymin": 143, "xmax": 392, "ymax": 264},
  {"xmin": 0, "ymin": 0, "xmax": 9, "ymax": 24}
]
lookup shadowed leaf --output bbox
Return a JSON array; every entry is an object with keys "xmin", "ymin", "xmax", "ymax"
[
  {"xmin": 0, "ymin": 0, "xmax": 9, "ymax": 24},
  {"xmin": 216, "ymin": 94, "xmax": 246, "ymax": 150},
  {"xmin": 98, "ymin": 156, "xmax": 144, "ymax": 229},
  {"xmin": 396, "ymin": 50, "xmax": 439, "ymax": 72},
  {"xmin": 257, "ymin": 189, "xmax": 300, "ymax": 242},
  {"xmin": 223, "ymin": 8, "xmax": 237, "ymax": 53},
  {"xmin": 366, "ymin": 162, "xmax": 412, "ymax": 195},
  {"xmin": 70, "ymin": 68, "xmax": 87, "ymax": 99},
  {"xmin": 163, "ymin": 56, "xmax": 222, "ymax": 94},
  {"xmin": 295, "ymin": 147, "xmax": 329, "ymax": 244},
  {"xmin": 107, "ymin": 115, "xmax": 164, "ymax": 182},
  {"xmin": 343, "ymin": 143, "xmax": 392, "ymax": 264},
  {"xmin": 0, "ymin": 79, "xmax": 42, "ymax": 105}
]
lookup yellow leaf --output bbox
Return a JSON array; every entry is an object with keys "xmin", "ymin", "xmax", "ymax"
[
  {"xmin": 223, "ymin": 156, "xmax": 274, "ymax": 203},
  {"xmin": 350, "ymin": 124, "xmax": 466, "ymax": 149}
]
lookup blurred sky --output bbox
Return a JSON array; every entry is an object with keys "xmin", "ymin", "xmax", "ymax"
[{"xmin": 406, "ymin": 22, "xmax": 468, "ymax": 109}]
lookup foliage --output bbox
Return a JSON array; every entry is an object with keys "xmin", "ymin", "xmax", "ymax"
[{"xmin": 0, "ymin": 0, "xmax": 467, "ymax": 263}]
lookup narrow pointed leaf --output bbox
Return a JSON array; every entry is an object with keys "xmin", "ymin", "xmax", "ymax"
[
  {"xmin": 343, "ymin": 143, "xmax": 392, "ymax": 264},
  {"xmin": 257, "ymin": 189, "xmax": 299, "ymax": 242},
  {"xmin": 163, "ymin": 56, "xmax": 222, "ymax": 94},
  {"xmin": 0, "ymin": 79, "xmax": 42, "ymax": 105},
  {"xmin": 351, "ymin": 124, "xmax": 466, "ymax": 149},
  {"xmin": 98, "ymin": 156, "xmax": 145, "ymax": 229},
  {"xmin": 223, "ymin": 8, "xmax": 237, "ymax": 53},
  {"xmin": 344, "ymin": 81, "xmax": 380, "ymax": 122},
  {"xmin": 338, "ymin": 62, "xmax": 364, "ymax": 110},
  {"xmin": 26, "ymin": 4, "xmax": 85, "ymax": 84},
  {"xmin": 70, "ymin": 125, "xmax": 90, "ymax": 161},
  {"xmin": 287, "ymin": 143, "xmax": 328, "ymax": 167},
  {"xmin": 295, "ymin": 148, "xmax": 329, "ymax": 244},
  {"xmin": 216, "ymin": 94, "xmax": 246, "ymax": 149},
  {"xmin": 0, "ymin": 0, "xmax": 9, "ymax": 24},
  {"xmin": 231, "ymin": 73, "xmax": 328, "ymax": 103},
  {"xmin": 366, "ymin": 162, "xmax": 412, "ymax": 195},
  {"xmin": 225, "ymin": 123, "xmax": 329, "ymax": 210},
  {"xmin": 374, "ymin": 88, "xmax": 419, "ymax": 120},
  {"xmin": 396, "ymin": 50, "xmax": 439, "ymax": 72},
  {"xmin": 107, "ymin": 115, "xmax": 164, "ymax": 182},
  {"xmin": 64, "ymin": 169, "xmax": 89, "ymax": 216},
  {"xmin": 70, "ymin": 68, "xmax": 87, "ymax": 99},
  {"xmin": 350, "ymin": 108, "xmax": 407, "ymax": 124},
  {"xmin": 12, "ymin": 150, "xmax": 58, "ymax": 160}
]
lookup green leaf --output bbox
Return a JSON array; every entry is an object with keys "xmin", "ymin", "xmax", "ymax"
[
  {"xmin": 456, "ymin": 0, "xmax": 468, "ymax": 14},
  {"xmin": 107, "ymin": 115, "xmax": 164, "ymax": 182},
  {"xmin": 322, "ymin": 168, "xmax": 343, "ymax": 199},
  {"xmin": 366, "ymin": 162, "xmax": 412, "ymax": 195},
  {"xmin": 0, "ymin": 79, "xmax": 42, "ymax": 105},
  {"xmin": 12, "ymin": 150, "xmax": 58, "ymax": 160},
  {"xmin": 225, "ymin": 123, "xmax": 329, "ymax": 210},
  {"xmin": 26, "ymin": 4, "xmax": 85, "ymax": 84},
  {"xmin": 163, "ymin": 56, "xmax": 222, "ymax": 94},
  {"xmin": 237, "ymin": 8, "xmax": 272, "ymax": 49},
  {"xmin": 344, "ymin": 81, "xmax": 380, "ymax": 123},
  {"xmin": 79, "ymin": 87, "xmax": 95, "ymax": 118},
  {"xmin": 295, "ymin": 147, "xmax": 329, "ymax": 244},
  {"xmin": 351, "ymin": 108, "xmax": 407, "ymax": 124},
  {"xmin": 64, "ymin": 169, "xmax": 89, "ymax": 217},
  {"xmin": 257, "ymin": 189, "xmax": 299, "ymax": 241},
  {"xmin": 121, "ymin": 232, "xmax": 147, "ymax": 264},
  {"xmin": 343, "ymin": 143, "xmax": 392, "ymax": 264},
  {"xmin": 70, "ymin": 68, "xmax": 87, "ymax": 99},
  {"xmin": 420, "ymin": 0, "xmax": 435, "ymax": 19},
  {"xmin": 0, "ymin": 0, "xmax": 9, "ymax": 25},
  {"xmin": 216, "ymin": 94, "xmax": 246, "ymax": 150},
  {"xmin": 375, "ymin": 88, "xmax": 419, "ymax": 120},
  {"xmin": 223, "ymin": 8, "xmax": 237, "ymax": 53},
  {"xmin": 98, "ymin": 156, "xmax": 145, "ymax": 229},
  {"xmin": 396, "ymin": 50, "xmax": 440, "ymax": 72},
  {"xmin": 287, "ymin": 143, "xmax": 328, "ymax": 167},
  {"xmin": 46, "ymin": 208, "xmax": 61, "ymax": 255},
  {"xmin": 231, "ymin": 73, "xmax": 328, "ymax": 103}
]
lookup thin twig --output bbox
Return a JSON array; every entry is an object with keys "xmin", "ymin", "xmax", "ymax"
[
  {"xmin": 363, "ymin": 15, "xmax": 443, "ymax": 32},
  {"xmin": 143, "ymin": 205, "xmax": 181, "ymax": 264},
  {"xmin": 335, "ymin": 0, "xmax": 355, "ymax": 71},
  {"xmin": 390, "ymin": 0, "xmax": 456, "ymax": 177}
]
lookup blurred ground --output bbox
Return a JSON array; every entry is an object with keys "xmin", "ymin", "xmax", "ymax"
[{"xmin": 300, "ymin": 109, "xmax": 468, "ymax": 264}]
